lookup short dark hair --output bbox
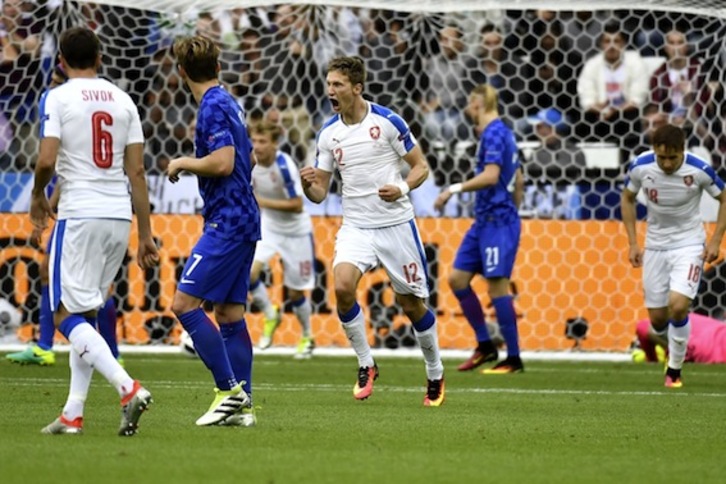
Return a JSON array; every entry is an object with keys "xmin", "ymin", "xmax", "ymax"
[
  {"xmin": 600, "ymin": 20, "xmax": 627, "ymax": 44},
  {"xmin": 652, "ymin": 124, "xmax": 686, "ymax": 151},
  {"xmin": 173, "ymin": 35, "xmax": 219, "ymax": 83},
  {"xmin": 327, "ymin": 56, "xmax": 366, "ymax": 87},
  {"xmin": 59, "ymin": 27, "xmax": 101, "ymax": 70}
]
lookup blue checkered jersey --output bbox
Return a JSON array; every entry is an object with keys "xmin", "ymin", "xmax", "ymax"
[
  {"xmin": 474, "ymin": 119, "xmax": 520, "ymax": 223},
  {"xmin": 195, "ymin": 86, "xmax": 260, "ymax": 241}
]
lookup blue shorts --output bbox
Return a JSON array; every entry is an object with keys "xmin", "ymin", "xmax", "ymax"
[
  {"xmin": 177, "ymin": 232, "xmax": 257, "ymax": 304},
  {"xmin": 453, "ymin": 219, "xmax": 521, "ymax": 279}
]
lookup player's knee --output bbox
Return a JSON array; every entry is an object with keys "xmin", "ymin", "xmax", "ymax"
[
  {"xmin": 171, "ymin": 294, "xmax": 196, "ymax": 317},
  {"xmin": 334, "ymin": 284, "xmax": 356, "ymax": 311},
  {"xmin": 448, "ymin": 272, "xmax": 469, "ymax": 292},
  {"xmin": 397, "ymin": 295, "xmax": 425, "ymax": 319}
]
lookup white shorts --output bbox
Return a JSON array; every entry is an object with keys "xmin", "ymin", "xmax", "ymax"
[
  {"xmin": 334, "ymin": 221, "xmax": 430, "ymax": 298},
  {"xmin": 643, "ymin": 245, "xmax": 704, "ymax": 308},
  {"xmin": 254, "ymin": 229, "xmax": 315, "ymax": 290},
  {"xmin": 48, "ymin": 218, "xmax": 130, "ymax": 314}
]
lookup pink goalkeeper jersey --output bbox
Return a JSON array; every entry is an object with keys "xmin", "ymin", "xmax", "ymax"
[{"xmin": 686, "ymin": 313, "xmax": 726, "ymax": 364}]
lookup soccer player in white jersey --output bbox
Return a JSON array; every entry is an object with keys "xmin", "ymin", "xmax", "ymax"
[
  {"xmin": 300, "ymin": 56, "xmax": 445, "ymax": 406},
  {"xmin": 29, "ymin": 27, "xmax": 159, "ymax": 435},
  {"xmin": 621, "ymin": 124, "xmax": 726, "ymax": 388},
  {"xmin": 249, "ymin": 121, "xmax": 316, "ymax": 358}
]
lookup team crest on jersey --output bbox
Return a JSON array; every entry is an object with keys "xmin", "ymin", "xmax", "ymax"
[
  {"xmin": 369, "ymin": 126, "xmax": 381, "ymax": 140},
  {"xmin": 683, "ymin": 175, "xmax": 694, "ymax": 186}
]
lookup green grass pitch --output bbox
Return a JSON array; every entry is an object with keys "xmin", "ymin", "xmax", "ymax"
[{"xmin": 1, "ymin": 353, "xmax": 724, "ymax": 484}]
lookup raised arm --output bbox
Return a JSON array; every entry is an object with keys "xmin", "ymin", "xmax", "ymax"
[
  {"xmin": 378, "ymin": 145, "xmax": 430, "ymax": 202},
  {"xmin": 167, "ymin": 146, "xmax": 235, "ymax": 181},
  {"xmin": 300, "ymin": 166, "xmax": 332, "ymax": 204}
]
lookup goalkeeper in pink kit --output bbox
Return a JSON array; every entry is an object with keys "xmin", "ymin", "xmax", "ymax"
[{"xmin": 634, "ymin": 313, "xmax": 726, "ymax": 364}]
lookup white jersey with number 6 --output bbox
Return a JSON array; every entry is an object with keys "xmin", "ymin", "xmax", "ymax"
[{"xmin": 40, "ymin": 77, "xmax": 144, "ymax": 221}]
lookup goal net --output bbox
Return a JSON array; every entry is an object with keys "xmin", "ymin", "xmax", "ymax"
[{"xmin": 1, "ymin": 1, "xmax": 725, "ymax": 353}]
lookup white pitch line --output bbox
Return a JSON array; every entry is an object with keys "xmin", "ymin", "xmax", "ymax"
[{"xmin": 3, "ymin": 377, "xmax": 725, "ymax": 398}]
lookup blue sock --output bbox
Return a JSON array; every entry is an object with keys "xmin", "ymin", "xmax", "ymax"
[
  {"xmin": 453, "ymin": 287, "xmax": 490, "ymax": 342},
  {"xmin": 58, "ymin": 314, "xmax": 89, "ymax": 339},
  {"xmin": 338, "ymin": 302, "xmax": 361, "ymax": 323},
  {"xmin": 178, "ymin": 308, "xmax": 237, "ymax": 390},
  {"xmin": 492, "ymin": 295, "xmax": 520, "ymax": 357},
  {"xmin": 96, "ymin": 298, "xmax": 119, "ymax": 359},
  {"xmin": 412, "ymin": 309, "xmax": 436, "ymax": 332},
  {"xmin": 220, "ymin": 319, "xmax": 253, "ymax": 396},
  {"xmin": 37, "ymin": 285, "xmax": 54, "ymax": 351}
]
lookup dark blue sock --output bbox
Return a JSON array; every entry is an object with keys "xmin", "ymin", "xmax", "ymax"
[
  {"xmin": 412, "ymin": 309, "xmax": 436, "ymax": 332},
  {"xmin": 96, "ymin": 298, "xmax": 119, "ymax": 359},
  {"xmin": 58, "ymin": 314, "xmax": 88, "ymax": 339},
  {"xmin": 338, "ymin": 302, "xmax": 361, "ymax": 323},
  {"xmin": 453, "ymin": 287, "xmax": 490, "ymax": 342},
  {"xmin": 492, "ymin": 295, "xmax": 520, "ymax": 357},
  {"xmin": 37, "ymin": 285, "xmax": 54, "ymax": 351},
  {"xmin": 178, "ymin": 308, "xmax": 237, "ymax": 390},
  {"xmin": 220, "ymin": 319, "xmax": 253, "ymax": 396}
]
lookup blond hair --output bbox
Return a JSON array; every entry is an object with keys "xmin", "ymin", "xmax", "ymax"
[
  {"xmin": 471, "ymin": 84, "xmax": 499, "ymax": 114},
  {"xmin": 248, "ymin": 120, "xmax": 283, "ymax": 142},
  {"xmin": 172, "ymin": 35, "xmax": 219, "ymax": 83}
]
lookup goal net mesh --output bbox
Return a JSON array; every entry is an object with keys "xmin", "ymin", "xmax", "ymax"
[{"xmin": 1, "ymin": 1, "xmax": 725, "ymax": 353}]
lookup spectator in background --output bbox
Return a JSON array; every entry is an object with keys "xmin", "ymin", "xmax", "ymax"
[
  {"xmin": 526, "ymin": 108, "xmax": 586, "ymax": 184},
  {"xmin": 561, "ymin": 10, "xmax": 612, "ymax": 61},
  {"xmin": 473, "ymin": 25, "xmax": 529, "ymax": 127},
  {"xmin": 420, "ymin": 23, "xmax": 477, "ymax": 141},
  {"xmin": 576, "ymin": 21, "xmax": 648, "ymax": 145},
  {"xmin": 647, "ymin": 29, "xmax": 711, "ymax": 130},
  {"xmin": 1, "ymin": 0, "xmax": 43, "ymax": 170},
  {"xmin": 515, "ymin": 18, "xmax": 582, "ymax": 139}
]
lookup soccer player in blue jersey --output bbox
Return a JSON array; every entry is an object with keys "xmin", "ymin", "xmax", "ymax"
[
  {"xmin": 621, "ymin": 124, "xmax": 726, "ymax": 388},
  {"xmin": 7, "ymin": 65, "xmax": 123, "ymax": 367},
  {"xmin": 435, "ymin": 84, "xmax": 525, "ymax": 374},
  {"xmin": 301, "ymin": 56, "xmax": 445, "ymax": 406},
  {"xmin": 167, "ymin": 35, "xmax": 260, "ymax": 426}
]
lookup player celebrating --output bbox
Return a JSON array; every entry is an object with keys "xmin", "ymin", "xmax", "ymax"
[
  {"xmin": 434, "ymin": 84, "xmax": 525, "ymax": 374},
  {"xmin": 167, "ymin": 35, "xmax": 260, "ymax": 426},
  {"xmin": 300, "ymin": 56, "xmax": 445, "ymax": 406},
  {"xmin": 249, "ymin": 120, "xmax": 316, "ymax": 359},
  {"xmin": 621, "ymin": 124, "xmax": 726, "ymax": 388},
  {"xmin": 30, "ymin": 27, "xmax": 158, "ymax": 436}
]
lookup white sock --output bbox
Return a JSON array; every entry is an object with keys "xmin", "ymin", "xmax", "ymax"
[
  {"xmin": 62, "ymin": 349, "xmax": 93, "ymax": 421},
  {"xmin": 293, "ymin": 298, "xmax": 312, "ymax": 338},
  {"xmin": 668, "ymin": 319, "xmax": 691, "ymax": 370},
  {"xmin": 68, "ymin": 322, "xmax": 135, "ymax": 398},
  {"xmin": 340, "ymin": 308, "xmax": 374, "ymax": 368},
  {"xmin": 414, "ymin": 324, "xmax": 444, "ymax": 380},
  {"xmin": 251, "ymin": 281, "xmax": 276, "ymax": 320}
]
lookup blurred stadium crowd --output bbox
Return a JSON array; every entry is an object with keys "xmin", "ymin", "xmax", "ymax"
[{"xmin": 1, "ymin": 4, "xmax": 725, "ymax": 197}]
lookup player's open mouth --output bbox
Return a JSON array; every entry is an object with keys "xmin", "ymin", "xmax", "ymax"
[{"xmin": 329, "ymin": 98, "xmax": 339, "ymax": 109}]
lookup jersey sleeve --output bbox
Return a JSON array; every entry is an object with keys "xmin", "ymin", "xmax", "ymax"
[
  {"xmin": 384, "ymin": 111, "xmax": 416, "ymax": 157},
  {"xmin": 481, "ymin": 128, "xmax": 506, "ymax": 167},
  {"xmin": 624, "ymin": 166, "xmax": 641, "ymax": 193},
  {"xmin": 201, "ymin": 102, "xmax": 235, "ymax": 153},
  {"xmin": 126, "ymin": 101, "xmax": 144, "ymax": 145},
  {"xmin": 699, "ymin": 165, "xmax": 725, "ymax": 198},
  {"xmin": 39, "ymin": 90, "xmax": 61, "ymax": 139},
  {"xmin": 315, "ymin": 131, "xmax": 334, "ymax": 173}
]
